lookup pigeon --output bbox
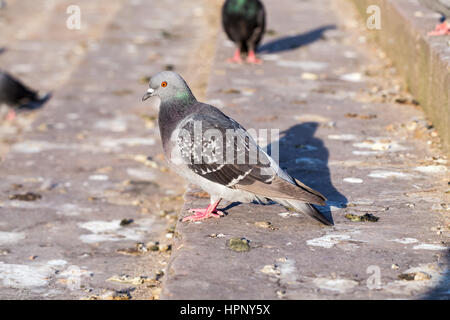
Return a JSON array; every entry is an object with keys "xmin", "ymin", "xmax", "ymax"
[
  {"xmin": 142, "ymin": 71, "xmax": 333, "ymax": 226},
  {"xmin": 222, "ymin": 0, "xmax": 266, "ymax": 64},
  {"xmin": 420, "ymin": 0, "xmax": 450, "ymax": 35},
  {"xmin": 0, "ymin": 70, "xmax": 48, "ymax": 120}
]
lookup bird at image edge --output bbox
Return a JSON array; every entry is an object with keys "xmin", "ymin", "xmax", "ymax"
[
  {"xmin": 142, "ymin": 71, "xmax": 333, "ymax": 226},
  {"xmin": 222, "ymin": 0, "xmax": 266, "ymax": 64},
  {"xmin": 0, "ymin": 70, "xmax": 49, "ymax": 121}
]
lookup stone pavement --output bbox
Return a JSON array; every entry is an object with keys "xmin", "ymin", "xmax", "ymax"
[
  {"xmin": 162, "ymin": 0, "xmax": 449, "ymax": 299},
  {"xmin": 0, "ymin": 0, "xmax": 218, "ymax": 299}
]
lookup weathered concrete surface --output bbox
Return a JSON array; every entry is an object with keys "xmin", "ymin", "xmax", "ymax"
[
  {"xmin": 0, "ymin": 0, "xmax": 125, "ymax": 156},
  {"xmin": 162, "ymin": 0, "xmax": 449, "ymax": 299},
  {"xmin": 350, "ymin": 0, "xmax": 450, "ymax": 154},
  {"xmin": 0, "ymin": 0, "xmax": 219, "ymax": 299}
]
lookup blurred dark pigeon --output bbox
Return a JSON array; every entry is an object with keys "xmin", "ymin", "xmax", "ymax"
[
  {"xmin": 142, "ymin": 71, "xmax": 333, "ymax": 225},
  {"xmin": 0, "ymin": 70, "xmax": 50, "ymax": 120},
  {"xmin": 222, "ymin": 0, "xmax": 266, "ymax": 64}
]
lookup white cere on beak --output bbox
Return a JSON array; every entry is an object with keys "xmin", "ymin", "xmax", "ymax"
[{"xmin": 147, "ymin": 88, "xmax": 155, "ymax": 94}]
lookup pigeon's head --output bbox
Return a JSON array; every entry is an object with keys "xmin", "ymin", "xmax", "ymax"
[{"xmin": 142, "ymin": 71, "xmax": 195, "ymax": 104}]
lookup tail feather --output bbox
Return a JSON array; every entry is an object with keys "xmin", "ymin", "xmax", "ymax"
[{"xmin": 277, "ymin": 199, "xmax": 334, "ymax": 226}]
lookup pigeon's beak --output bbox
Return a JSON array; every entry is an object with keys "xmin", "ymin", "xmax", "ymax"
[{"xmin": 142, "ymin": 88, "xmax": 155, "ymax": 101}]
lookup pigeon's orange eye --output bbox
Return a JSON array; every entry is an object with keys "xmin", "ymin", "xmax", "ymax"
[{"xmin": 161, "ymin": 81, "xmax": 168, "ymax": 87}]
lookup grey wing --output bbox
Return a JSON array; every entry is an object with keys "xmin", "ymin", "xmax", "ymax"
[
  {"xmin": 176, "ymin": 112, "xmax": 273, "ymax": 187},
  {"xmin": 176, "ymin": 109, "xmax": 326, "ymax": 205}
]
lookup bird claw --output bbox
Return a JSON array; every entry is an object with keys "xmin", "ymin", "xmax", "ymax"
[
  {"xmin": 226, "ymin": 56, "xmax": 243, "ymax": 64},
  {"xmin": 183, "ymin": 208, "xmax": 224, "ymax": 222},
  {"xmin": 5, "ymin": 110, "xmax": 16, "ymax": 121}
]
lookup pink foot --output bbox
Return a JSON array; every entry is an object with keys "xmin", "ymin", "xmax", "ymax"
[
  {"xmin": 246, "ymin": 50, "xmax": 262, "ymax": 64},
  {"xmin": 428, "ymin": 21, "xmax": 450, "ymax": 36},
  {"xmin": 182, "ymin": 200, "xmax": 224, "ymax": 222},
  {"xmin": 226, "ymin": 49, "xmax": 243, "ymax": 64},
  {"xmin": 183, "ymin": 208, "xmax": 224, "ymax": 222}
]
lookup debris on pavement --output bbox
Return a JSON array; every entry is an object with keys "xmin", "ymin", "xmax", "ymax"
[{"xmin": 9, "ymin": 192, "xmax": 42, "ymax": 201}]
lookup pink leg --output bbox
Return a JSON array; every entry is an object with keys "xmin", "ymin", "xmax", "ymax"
[
  {"xmin": 246, "ymin": 50, "xmax": 262, "ymax": 64},
  {"xmin": 226, "ymin": 49, "xmax": 243, "ymax": 64},
  {"xmin": 428, "ymin": 21, "xmax": 450, "ymax": 36},
  {"xmin": 6, "ymin": 109, "xmax": 16, "ymax": 121},
  {"xmin": 183, "ymin": 200, "xmax": 224, "ymax": 222}
]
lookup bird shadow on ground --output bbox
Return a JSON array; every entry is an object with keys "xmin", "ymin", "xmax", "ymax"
[
  {"xmin": 268, "ymin": 122, "xmax": 347, "ymax": 224},
  {"xmin": 257, "ymin": 25, "xmax": 336, "ymax": 54},
  {"xmin": 222, "ymin": 122, "xmax": 347, "ymax": 225}
]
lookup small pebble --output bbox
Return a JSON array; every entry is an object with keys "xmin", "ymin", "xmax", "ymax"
[
  {"xmin": 146, "ymin": 241, "xmax": 160, "ymax": 251},
  {"xmin": 158, "ymin": 244, "xmax": 172, "ymax": 252},
  {"xmin": 165, "ymin": 233, "xmax": 173, "ymax": 239},
  {"xmin": 208, "ymin": 233, "xmax": 226, "ymax": 238},
  {"xmin": 254, "ymin": 221, "xmax": 277, "ymax": 230},
  {"xmin": 301, "ymin": 72, "xmax": 319, "ymax": 80},
  {"xmin": 345, "ymin": 213, "xmax": 379, "ymax": 222},
  {"xmin": 155, "ymin": 270, "xmax": 164, "ymax": 281},
  {"xmin": 398, "ymin": 271, "xmax": 432, "ymax": 281},
  {"xmin": 108, "ymin": 275, "xmax": 154, "ymax": 285},
  {"xmin": 414, "ymin": 272, "xmax": 432, "ymax": 281}
]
